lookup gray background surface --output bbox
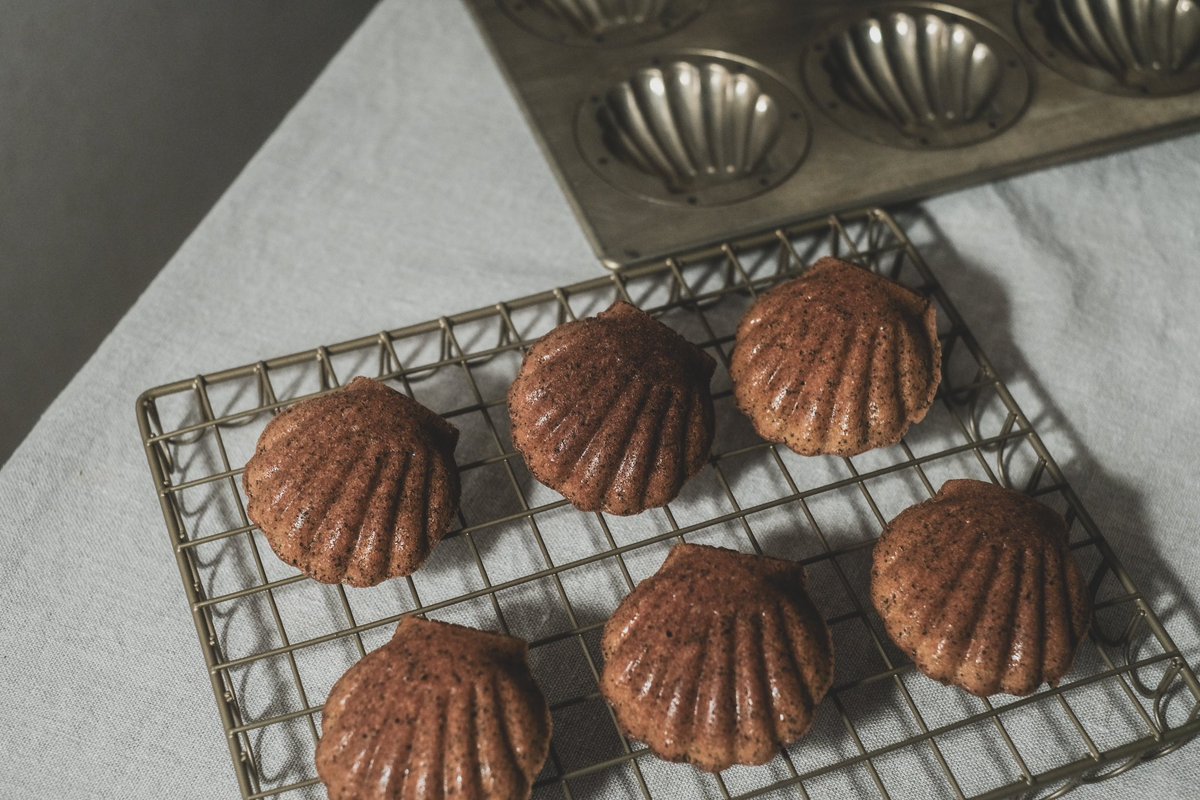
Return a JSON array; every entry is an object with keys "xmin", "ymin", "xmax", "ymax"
[
  {"xmin": 0, "ymin": 0, "xmax": 377, "ymax": 464},
  {"xmin": 0, "ymin": 0, "xmax": 1197, "ymax": 797}
]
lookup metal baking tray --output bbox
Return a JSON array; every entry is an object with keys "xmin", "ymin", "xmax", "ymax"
[
  {"xmin": 464, "ymin": 0, "xmax": 1200, "ymax": 268},
  {"xmin": 136, "ymin": 209, "xmax": 1199, "ymax": 799}
]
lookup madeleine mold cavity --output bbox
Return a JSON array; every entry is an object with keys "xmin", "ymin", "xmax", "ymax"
[
  {"xmin": 467, "ymin": 0, "xmax": 1200, "ymax": 264},
  {"xmin": 1020, "ymin": 0, "xmax": 1200, "ymax": 94},
  {"xmin": 500, "ymin": 0, "xmax": 707, "ymax": 46},
  {"xmin": 578, "ymin": 55, "xmax": 810, "ymax": 205},
  {"xmin": 805, "ymin": 5, "xmax": 1032, "ymax": 148}
]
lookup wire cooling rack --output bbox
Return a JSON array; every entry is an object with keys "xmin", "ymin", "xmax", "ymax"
[{"xmin": 136, "ymin": 209, "xmax": 1200, "ymax": 799}]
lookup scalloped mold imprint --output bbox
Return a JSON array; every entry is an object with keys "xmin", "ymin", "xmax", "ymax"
[
  {"xmin": 1019, "ymin": 0, "xmax": 1200, "ymax": 95},
  {"xmin": 466, "ymin": 0, "xmax": 1200, "ymax": 265},
  {"xmin": 838, "ymin": 13, "xmax": 1001, "ymax": 127},
  {"xmin": 804, "ymin": 5, "xmax": 1033, "ymax": 149},
  {"xmin": 500, "ymin": 0, "xmax": 707, "ymax": 46},
  {"xmin": 577, "ymin": 56, "xmax": 810, "ymax": 205}
]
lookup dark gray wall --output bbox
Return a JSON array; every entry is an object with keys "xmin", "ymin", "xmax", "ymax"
[{"xmin": 0, "ymin": 1, "xmax": 378, "ymax": 464}]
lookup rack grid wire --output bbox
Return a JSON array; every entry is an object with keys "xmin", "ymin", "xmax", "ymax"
[{"xmin": 136, "ymin": 209, "xmax": 1200, "ymax": 800}]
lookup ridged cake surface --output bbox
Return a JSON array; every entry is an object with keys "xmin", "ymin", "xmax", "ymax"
[
  {"xmin": 317, "ymin": 617, "xmax": 552, "ymax": 800},
  {"xmin": 600, "ymin": 544, "xmax": 834, "ymax": 771},
  {"xmin": 730, "ymin": 257, "xmax": 940, "ymax": 456},
  {"xmin": 508, "ymin": 301, "xmax": 716, "ymax": 515},
  {"xmin": 243, "ymin": 376, "xmax": 460, "ymax": 587},
  {"xmin": 872, "ymin": 479, "xmax": 1092, "ymax": 697}
]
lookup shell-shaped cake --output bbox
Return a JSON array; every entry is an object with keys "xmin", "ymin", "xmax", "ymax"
[
  {"xmin": 508, "ymin": 301, "xmax": 716, "ymax": 515},
  {"xmin": 872, "ymin": 479, "xmax": 1092, "ymax": 697},
  {"xmin": 1048, "ymin": 0, "xmax": 1200, "ymax": 78},
  {"xmin": 833, "ymin": 11, "xmax": 1002, "ymax": 128},
  {"xmin": 600, "ymin": 60, "xmax": 781, "ymax": 187},
  {"xmin": 317, "ymin": 617, "xmax": 552, "ymax": 800},
  {"xmin": 243, "ymin": 376, "xmax": 460, "ymax": 587},
  {"xmin": 601, "ymin": 544, "xmax": 834, "ymax": 771},
  {"xmin": 730, "ymin": 257, "xmax": 941, "ymax": 457}
]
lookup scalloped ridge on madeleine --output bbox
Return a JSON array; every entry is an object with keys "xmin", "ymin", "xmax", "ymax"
[
  {"xmin": 317, "ymin": 617, "xmax": 551, "ymax": 800},
  {"xmin": 872, "ymin": 479, "xmax": 1091, "ymax": 697},
  {"xmin": 601, "ymin": 544, "xmax": 834, "ymax": 771},
  {"xmin": 243, "ymin": 376, "xmax": 460, "ymax": 587},
  {"xmin": 731, "ymin": 257, "xmax": 940, "ymax": 456},
  {"xmin": 508, "ymin": 301, "xmax": 716, "ymax": 515}
]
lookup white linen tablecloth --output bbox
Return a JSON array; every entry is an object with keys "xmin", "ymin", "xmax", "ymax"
[{"xmin": 1, "ymin": 0, "xmax": 1197, "ymax": 797}]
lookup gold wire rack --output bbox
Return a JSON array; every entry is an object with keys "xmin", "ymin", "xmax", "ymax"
[{"xmin": 136, "ymin": 209, "xmax": 1200, "ymax": 799}]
